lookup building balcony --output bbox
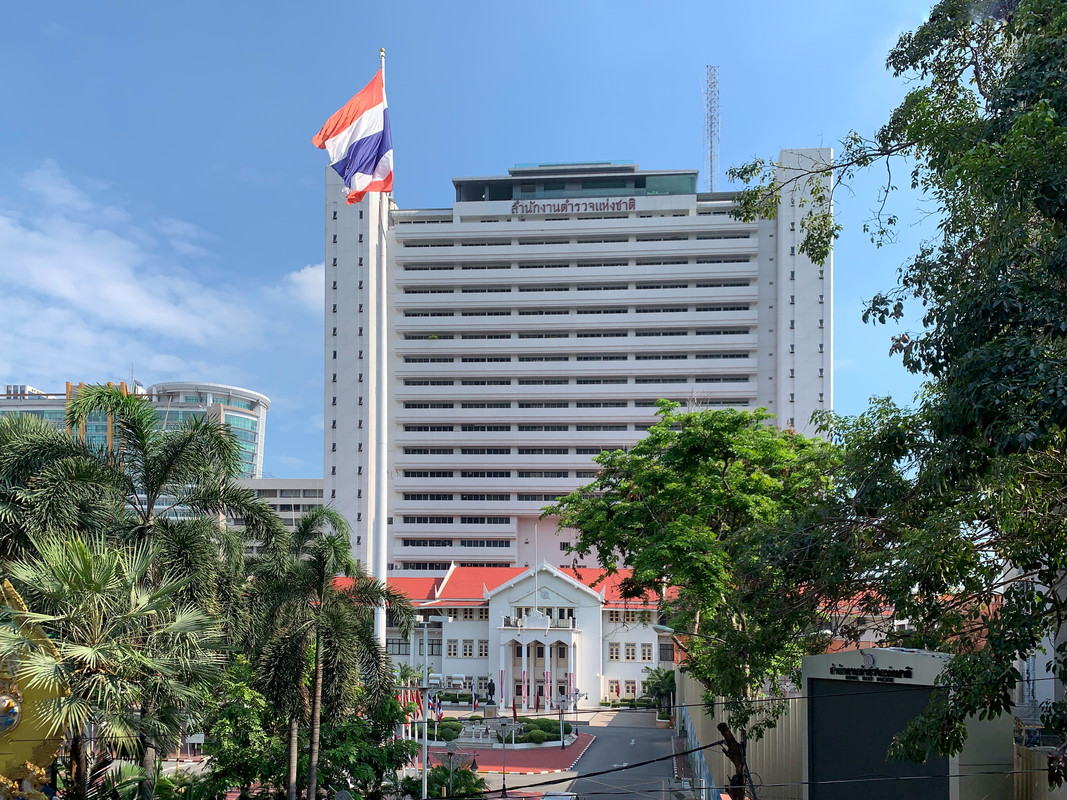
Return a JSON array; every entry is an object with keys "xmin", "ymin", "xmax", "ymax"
[{"xmin": 501, "ymin": 615, "xmax": 579, "ymax": 630}]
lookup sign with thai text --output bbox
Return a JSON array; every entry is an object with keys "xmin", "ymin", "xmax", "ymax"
[{"xmin": 511, "ymin": 197, "xmax": 637, "ymax": 215}]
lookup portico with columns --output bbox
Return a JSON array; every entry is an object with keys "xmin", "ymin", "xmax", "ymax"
[{"xmin": 386, "ymin": 562, "xmax": 674, "ymax": 710}]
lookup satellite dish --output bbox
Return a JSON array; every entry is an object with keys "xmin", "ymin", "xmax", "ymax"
[{"xmin": 334, "ymin": 791, "xmax": 353, "ymax": 800}]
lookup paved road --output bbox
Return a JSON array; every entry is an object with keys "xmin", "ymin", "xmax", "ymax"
[{"xmin": 482, "ymin": 711, "xmax": 677, "ymax": 800}]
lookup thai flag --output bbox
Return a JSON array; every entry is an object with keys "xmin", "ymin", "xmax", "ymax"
[
  {"xmin": 522, "ymin": 670, "xmax": 528, "ymax": 704},
  {"xmin": 434, "ymin": 695, "xmax": 443, "ymax": 723},
  {"xmin": 473, "ymin": 692, "xmax": 479, "ymax": 713},
  {"xmin": 312, "ymin": 69, "xmax": 394, "ymax": 204}
]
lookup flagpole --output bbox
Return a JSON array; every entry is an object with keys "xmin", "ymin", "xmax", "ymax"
[{"xmin": 372, "ymin": 45, "xmax": 389, "ymax": 645}]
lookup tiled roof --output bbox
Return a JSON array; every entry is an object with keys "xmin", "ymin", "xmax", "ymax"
[{"xmin": 379, "ymin": 564, "xmax": 662, "ymax": 610}]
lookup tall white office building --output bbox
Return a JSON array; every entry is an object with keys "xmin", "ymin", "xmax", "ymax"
[{"xmin": 325, "ymin": 151, "xmax": 832, "ymax": 574}]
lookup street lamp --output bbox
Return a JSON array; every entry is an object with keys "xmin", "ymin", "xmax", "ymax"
[
  {"xmin": 652, "ymin": 623, "xmax": 726, "ymax": 644},
  {"xmin": 497, "ymin": 720, "xmax": 510, "ymax": 798}
]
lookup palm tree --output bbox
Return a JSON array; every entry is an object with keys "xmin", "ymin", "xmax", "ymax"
[
  {"xmin": 1, "ymin": 385, "xmax": 276, "ymax": 798},
  {"xmin": 250, "ymin": 507, "xmax": 413, "ymax": 800},
  {"xmin": 641, "ymin": 666, "xmax": 676, "ymax": 713},
  {"xmin": 0, "ymin": 413, "xmax": 122, "ymax": 562},
  {"xmin": 0, "ymin": 533, "xmax": 225, "ymax": 800}
]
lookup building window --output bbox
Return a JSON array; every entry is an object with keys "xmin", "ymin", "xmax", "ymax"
[
  {"xmin": 608, "ymin": 610, "xmax": 621, "ymax": 623},
  {"xmin": 516, "ymin": 644, "xmax": 524, "ymax": 658},
  {"xmin": 641, "ymin": 643, "xmax": 653, "ymax": 661},
  {"xmin": 608, "ymin": 679, "xmax": 620, "ymax": 696},
  {"xmin": 446, "ymin": 640, "xmax": 458, "ymax": 658},
  {"xmin": 608, "ymin": 642, "xmax": 620, "ymax": 661},
  {"xmin": 386, "ymin": 638, "xmax": 410, "ymax": 656},
  {"xmin": 558, "ymin": 645, "xmax": 567, "ymax": 662},
  {"xmin": 462, "ymin": 640, "xmax": 474, "ymax": 658},
  {"xmin": 623, "ymin": 610, "xmax": 637, "ymax": 624},
  {"xmin": 478, "ymin": 608, "xmax": 489, "ymax": 620},
  {"xmin": 624, "ymin": 643, "xmax": 636, "ymax": 661},
  {"xmin": 624, "ymin": 680, "xmax": 636, "ymax": 697},
  {"xmin": 478, "ymin": 640, "xmax": 489, "ymax": 658},
  {"xmin": 461, "ymin": 608, "xmax": 475, "ymax": 620},
  {"xmin": 659, "ymin": 642, "xmax": 675, "ymax": 662}
]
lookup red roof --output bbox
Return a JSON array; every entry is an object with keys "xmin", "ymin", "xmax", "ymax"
[{"xmin": 380, "ymin": 565, "xmax": 661, "ymax": 610}]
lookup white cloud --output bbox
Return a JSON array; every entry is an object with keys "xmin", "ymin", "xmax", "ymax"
[
  {"xmin": 156, "ymin": 216, "xmax": 216, "ymax": 258},
  {"xmin": 0, "ymin": 161, "xmax": 262, "ymax": 389},
  {"xmin": 279, "ymin": 262, "xmax": 325, "ymax": 314}
]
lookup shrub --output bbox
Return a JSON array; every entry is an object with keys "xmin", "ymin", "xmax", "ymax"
[
  {"xmin": 544, "ymin": 732, "xmax": 561, "ymax": 742},
  {"xmin": 439, "ymin": 727, "xmax": 460, "ymax": 742},
  {"xmin": 468, "ymin": 714, "xmax": 482, "ymax": 721},
  {"xmin": 440, "ymin": 720, "xmax": 463, "ymax": 731},
  {"xmin": 657, "ymin": 712, "xmax": 671, "ymax": 721},
  {"xmin": 523, "ymin": 730, "xmax": 548, "ymax": 744},
  {"xmin": 563, "ymin": 722, "xmax": 572, "ymax": 734},
  {"xmin": 532, "ymin": 719, "xmax": 557, "ymax": 732},
  {"xmin": 599, "ymin": 701, "xmax": 611, "ymax": 707}
]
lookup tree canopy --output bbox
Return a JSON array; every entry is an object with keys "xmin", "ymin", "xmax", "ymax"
[
  {"xmin": 549, "ymin": 403, "xmax": 843, "ymax": 737},
  {"xmin": 729, "ymin": 0, "xmax": 1067, "ymax": 761}
]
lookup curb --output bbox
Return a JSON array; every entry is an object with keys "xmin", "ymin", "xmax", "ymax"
[
  {"xmin": 568, "ymin": 734, "xmax": 596, "ymax": 770},
  {"xmin": 474, "ymin": 734, "xmax": 596, "ymax": 775}
]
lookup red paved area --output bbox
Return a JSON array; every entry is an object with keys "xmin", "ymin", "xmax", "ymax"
[{"xmin": 428, "ymin": 733, "xmax": 595, "ymax": 774}]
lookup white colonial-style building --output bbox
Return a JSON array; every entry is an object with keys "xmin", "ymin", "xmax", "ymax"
[{"xmin": 381, "ymin": 562, "xmax": 676, "ymax": 710}]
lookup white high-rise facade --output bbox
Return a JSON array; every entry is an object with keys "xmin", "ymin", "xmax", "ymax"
[{"xmin": 325, "ymin": 152, "xmax": 832, "ymax": 574}]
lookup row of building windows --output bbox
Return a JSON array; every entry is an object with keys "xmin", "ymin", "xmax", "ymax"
[
  {"xmin": 398, "ymin": 390, "xmax": 746, "ymax": 410},
  {"xmin": 607, "ymin": 642, "xmax": 656, "ymax": 661},
  {"xmin": 400, "ymin": 259, "xmax": 751, "ymax": 271},
  {"xmin": 400, "ymin": 328, "xmax": 755, "ymax": 342},
  {"xmin": 400, "ymin": 516, "xmax": 513, "ymax": 524},
  {"xmin": 400, "ymin": 233, "xmax": 752, "ymax": 249},
  {"xmin": 401, "ymin": 492, "xmax": 571, "ymax": 502},
  {"xmin": 401, "ymin": 418, "xmax": 748, "ymax": 434},
  {"xmin": 255, "ymin": 488, "xmax": 324, "ymax": 498},
  {"xmin": 404, "ymin": 447, "xmax": 614, "ymax": 455}
]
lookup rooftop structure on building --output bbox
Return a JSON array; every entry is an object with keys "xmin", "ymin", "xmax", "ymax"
[
  {"xmin": 0, "ymin": 380, "xmax": 270, "ymax": 478},
  {"xmin": 325, "ymin": 152, "xmax": 833, "ymax": 574}
]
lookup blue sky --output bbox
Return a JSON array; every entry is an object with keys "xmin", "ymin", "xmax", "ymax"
[{"xmin": 1, "ymin": 1, "xmax": 933, "ymax": 478}]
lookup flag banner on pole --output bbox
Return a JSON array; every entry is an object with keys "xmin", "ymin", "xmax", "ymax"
[
  {"xmin": 512, "ymin": 698, "xmax": 518, "ymax": 722},
  {"xmin": 545, "ymin": 670, "xmax": 551, "ymax": 707},
  {"xmin": 522, "ymin": 670, "xmax": 528, "ymax": 704},
  {"xmin": 311, "ymin": 68, "xmax": 394, "ymax": 204},
  {"xmin": 535, "ymin": 689, "xmax": 540, "ymax": 713},
  {"xmin": 500, "ymin": 668, "xmax": 506, "ymax": 707},
  {"xmin": 473, "ymin": 692, "xmax": 479, "ymax": 713}
]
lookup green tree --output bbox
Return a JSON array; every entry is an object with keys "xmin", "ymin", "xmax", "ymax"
[
  {"xmin": 641, "ymin": 667, "xmax": 675, "ymax": 713},
  {"xmin": 400, "ymin": 764, "xmax": 487, "ymax": 800},
  {"xmin": 548, "ymin": 403, "xmax": 842, "ymax": 739},
  {"xmin": 728, "ymin": 0, "xmax": 1067, "ymax": 761},
  {"xmin": 251, "ymin": 506, "xmax": 414, "ymax": 800},
  {"xmin": 201, "ymin": 656, "xmax": 287, "ymax": 798},
  {"xmin": 0, "ymin": 534, "xmax": 225, "ymax": 800}
]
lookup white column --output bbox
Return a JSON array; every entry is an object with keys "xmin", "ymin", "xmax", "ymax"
[
  {"xmin": 521, "ymin": 637, "xmax": 528, "ymax": 712},
  {"xmin": 500, "ymin": 642, "xmax": 510, "ymax": 709},
  {"xmin": 548, "ymin": 642, "xmax": 556, "ymax": 708},
  {"xmin": 568, "ymin": 638, "xmax": 576, "ymax": 707}
]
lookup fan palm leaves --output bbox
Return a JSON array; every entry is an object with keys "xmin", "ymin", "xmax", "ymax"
[{"xmin": 0, "ymin": 534, "xmax": 226, "ymax": 800}]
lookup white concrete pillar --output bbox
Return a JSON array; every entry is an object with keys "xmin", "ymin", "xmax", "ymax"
[
  {"xmin": 548, "ymin": 642, "xmax": 556, "ymax": 708},
  {"xmin": 521, "ymin": 638, "xmax": 528, "ymax": 712}
]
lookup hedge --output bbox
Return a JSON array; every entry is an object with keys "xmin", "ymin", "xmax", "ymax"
[{"xmin": 523, "ymin": 730, "xmax": 548, "ymax": 744}]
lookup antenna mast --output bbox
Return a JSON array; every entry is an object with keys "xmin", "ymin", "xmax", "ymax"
[{"xmin": 703, "ymin": 65, "xmax": 720, "ymax": 192}]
